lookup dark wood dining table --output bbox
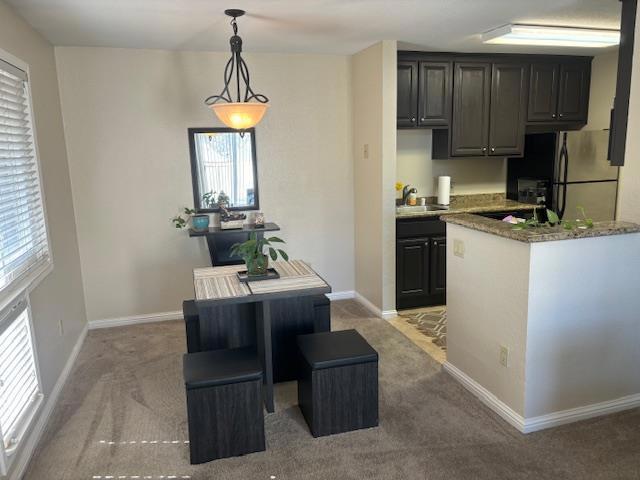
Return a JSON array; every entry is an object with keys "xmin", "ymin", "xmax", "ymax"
[{"xmin": 191, "ymin": 260, "xmax": 332, "ymax": 412}]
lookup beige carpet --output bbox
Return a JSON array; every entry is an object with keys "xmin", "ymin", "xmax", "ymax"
[{"xmin": 24, "ymin": 300, "xmax": 640, "ymax": 480}]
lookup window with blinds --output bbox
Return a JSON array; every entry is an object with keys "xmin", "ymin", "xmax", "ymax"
[
  {"xmin": 0, "ymin": 298, "xmax": 41, "ymax": 452},
  {"xmin": 0, "ymin": 58, "xmax": 50, "ymax": 299}
]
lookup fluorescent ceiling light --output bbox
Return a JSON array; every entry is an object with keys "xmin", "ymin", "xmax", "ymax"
[{"xmin": 482, "ymin": 24, "xmax": 620, "ymax": 48}]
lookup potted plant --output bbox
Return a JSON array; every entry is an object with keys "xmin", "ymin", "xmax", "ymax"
[{"xmin": 230, "ymin": 233, "xmax": 288, "ymax": 276}]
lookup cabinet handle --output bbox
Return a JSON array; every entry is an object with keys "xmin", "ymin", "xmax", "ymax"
[
  {"xmin": 420, "ymin": 117, "xmax": 426, "ymax": 122},
  {"xmin": 552, "ymin": 114, "xmax": 557, "ymax": 119},
  {"xmin": 559, "ymin": 113, "xmax": 564, "ymax": 118},
  {"xmin": 411, "ymin": 117, "xmax": 416, "ymax": 122},
  {"xmin": 491, "ymin": 147, "xmax": 496, "ymax": 153},
  {"xmin": 482, "ymin": 147, "xmax": 487, "ymax": 153},
  {"xmin": 424, "ymin": 242, "xmax": 429, "ymax": 247}
]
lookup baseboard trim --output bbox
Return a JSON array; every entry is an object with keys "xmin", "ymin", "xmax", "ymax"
[
  {"xmin": 444, "ymin": 361, "xmax": 640, "ymax": 434},
  {"xmin": 89, "ymin": 291, "xmax": 356, "ymax": 330},
  {"xmin": 523, "ymin": 392, "xmax": 640, "ymax": 433},
  {"xmin": 9, "ymin": 326, "xmax": 88, "ymax": 480},
  {"xmin": 354, "ymin": 292, "xmax": 382, "ymax": 318},
  {"xmin": 443, "ymin": 361, "xmax": 526, "ymax": 432},
  {"xmin": 353, "ymin": 292, "xmax": 397, "ymax": 320},
  {"xmin": 382, "ymin": 309, "xmax": 398, "ymax": 320},
  {"xmin": 326, "ymin": 290, "xmax": 355, "ymax": 301},
  {"xmin": 89, "ymin": 310, "xmax": 183, "ymax": 330}
]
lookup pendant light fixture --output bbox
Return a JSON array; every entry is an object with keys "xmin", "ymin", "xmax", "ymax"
[{"xmin": 205, "ymin": 9, "xmax": 269, "ymax": 131}]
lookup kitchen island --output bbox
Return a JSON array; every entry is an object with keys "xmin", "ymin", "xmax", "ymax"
[{"xmin": 442, "ymin": 214, "xmax": 640, "ymax": 433}]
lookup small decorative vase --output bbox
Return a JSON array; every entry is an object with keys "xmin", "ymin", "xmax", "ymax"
[
  {"xmin": 246, "ymin": 254, "xmax": 269, "ymax": 276},
  {"xmin": 191, "ymin": 214, "xmax": 210, "ymax": 231}
]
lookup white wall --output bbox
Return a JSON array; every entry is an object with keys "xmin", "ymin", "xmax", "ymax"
[
  {"xmin": 352, "ymin": 41, "xmax": 397, "ymax": 314},
  {"xmin": 445, "ymin": 223, "xmax": 530, "ymax": 415},
  {"xmin": 396, "ymin": 130, "xmax": 507, "ymax": 197},
  {"xmin": 446, "ymin": 222, "xmax": 640, "ymax": 427},
  {"xmin": 618, "ymin": 6, "xmax": 640, "ymax": 223},
  {"xmin": 55, "ymin": 47, "xmax": 354, "ymax": 322},
  {"xmin": 585, "ymin": 50, "xmax": 618, "ymax": 131},
  {"xmin": 0, "ymin": 1, "xmax": 87, "ymax": 477},
  {"xmin": 526, "ymin": 234, "xmax": 640, "ymax": 417}
]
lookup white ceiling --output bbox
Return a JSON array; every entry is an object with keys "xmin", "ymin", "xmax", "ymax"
[{"xmin": 7, "ymin": 0, "xmax": 622, "ymax": 55}]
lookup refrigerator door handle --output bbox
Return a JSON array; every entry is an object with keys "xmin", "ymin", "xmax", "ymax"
[{"xmin": 557, "ymin": 132, "xmax": 570, "ymax": 219}]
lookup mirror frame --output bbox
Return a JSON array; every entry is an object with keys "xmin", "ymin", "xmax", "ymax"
[{"xmin": 188, "ymin": 127, "xmax": 260, "ymax": 213}]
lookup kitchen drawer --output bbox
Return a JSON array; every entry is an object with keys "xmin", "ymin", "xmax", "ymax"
[{"xmin": 396, "ymin": 218, "xmax": 446, "ymax": 239}]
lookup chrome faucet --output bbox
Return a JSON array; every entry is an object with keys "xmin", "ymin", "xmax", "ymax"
[{"xmin": 402, "ymin": 185, "xmax": 416, "ymax": 205}]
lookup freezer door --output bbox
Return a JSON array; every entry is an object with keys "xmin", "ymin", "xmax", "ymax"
[
  {"xmin": 559, "ymin": 130, "xmax": 619, "ymax": 182},
  {"xmin": 554, "ymin": 181, "xmax": 618, "ymax": 222}
]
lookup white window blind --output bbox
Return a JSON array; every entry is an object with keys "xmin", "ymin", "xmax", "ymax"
[
  {"xmin": 0, "ymin": 58, "xmax": 50, "ymax": 299},
  {"xmin": 0, "ymin": 298, "xmax": 41, "ymax": 451}
]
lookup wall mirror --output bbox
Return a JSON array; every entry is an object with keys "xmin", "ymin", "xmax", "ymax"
[{"xmin": 188, "ymin": 127, "xmax": 259, "ymax": 212}]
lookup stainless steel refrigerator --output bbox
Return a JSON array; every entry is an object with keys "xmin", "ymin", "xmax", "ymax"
[{"xmin": 507, "ymin": 130, "xmax": 619, "ymax": 221}]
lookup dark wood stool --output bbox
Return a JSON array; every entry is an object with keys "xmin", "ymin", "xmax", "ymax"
[
  {"xmin": 183, "ymin": 347, "xmax": 265, "ymax": 464},
  {"xmin": 296, "ymin": 329, "xmax": 379, "ymax": 437}
]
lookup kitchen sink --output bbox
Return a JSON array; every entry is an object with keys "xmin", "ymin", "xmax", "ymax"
[{"xmin": 396, "ymin": 205, "xmax": 449, "ymax": 214}]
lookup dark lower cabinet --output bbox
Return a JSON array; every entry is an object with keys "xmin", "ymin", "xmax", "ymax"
[
  {"xmin": 396, "ymin": 238, "xmax": 430, "ymax": 299},
  {"xmin": 396, "ymin": 219, "xmax": 446, "ymax": 309},
  {"xmin": 429, "ymin": 236, "xmax": 447, "ymax": 295}
]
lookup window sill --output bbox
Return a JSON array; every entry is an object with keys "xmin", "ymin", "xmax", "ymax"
[{"xmin": 0, "ymin": 260, "xmax": 53, "ymax": 315}]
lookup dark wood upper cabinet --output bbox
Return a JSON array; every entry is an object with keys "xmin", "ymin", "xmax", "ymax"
[
  {"xmin": 418, "ymin": 61, "xmax": 451, "ymax": 126},
  {"xmin": 397, "ymin": 61, "xmax": 418, "ymax": 127},
  {"xmin": 451, "ymin": 62, "xmax": 491, "ymax": 157},
  {"xmin": 489, "ymin": 63, "xmax": 528, "ymax": 156},
  {"xmin": 558, "ymin": 62, "xmax": 590, "ymax": 122},
  {"xmin": 528, "ymin": 63, "xmax": 559, "ymax": 122},
  {"xmin": 527, "ymin": 60, "xmax": 590, "ymax": 124}
]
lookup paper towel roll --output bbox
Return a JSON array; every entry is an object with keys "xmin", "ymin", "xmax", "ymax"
[{"xmin": 437, "ymin": 176, "xmax": 451, "ymax": 206}]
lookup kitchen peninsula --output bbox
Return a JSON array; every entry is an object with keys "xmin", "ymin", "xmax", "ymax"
[
  {"xmin": 443, "ymin": 214, "xmax": 640, "ymax": 433},
  {"xmin": 396, "ymin": 194, "xmax": 536, "ymax": 308}
]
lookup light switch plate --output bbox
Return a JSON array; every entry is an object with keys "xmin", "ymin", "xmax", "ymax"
[
  {"xmin": 499, "ymin": 345, "xmax": 509, "ymax": 367},
  {"xmin": 453, "ymin": 239, "xmax": 465, "ymax": 258}
]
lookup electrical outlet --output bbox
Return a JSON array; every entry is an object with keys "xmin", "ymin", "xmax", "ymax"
[
  {"xmin": 499, "ymin": 345, "xmax": 509, "ymax": 367},
  {"xmin": 453, "ymin": 239, "xmax": 465, "ymax": 258},
  {"xmin": 363, "ymin": 144, "xmax": 369, "ymax": 159},
  {"xmin": 57, "ymin": 319, "xmax": 64, "ymax": 336}
]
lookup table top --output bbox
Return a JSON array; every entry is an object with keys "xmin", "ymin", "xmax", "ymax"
[{"xmin": 193, "ymin": 260, "xmax": 331, "ymax": 306}]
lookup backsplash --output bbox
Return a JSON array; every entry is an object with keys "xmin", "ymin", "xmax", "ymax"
[{"xmin": 396, "ymin": 130, "xmax": 507, "ymax": 197}]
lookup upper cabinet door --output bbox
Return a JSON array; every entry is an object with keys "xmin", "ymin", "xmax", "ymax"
[
  {"xmin": 397, "ymin": 61, "xmax": 418, "ymax": 127},
  {"xmin": 528, "ymin": 63, "xmax": 559, "ymax": 122},
  {"xmin": 558, "ymin": 62, "xmax": 591, "ymax": 123},
  {"xmin": 451, "ymin": 62, "xmax": 491, "ymax": 157},
  {"xmin": 489, "ymin": 63, "xmax": 528, "ymax": 156},
  {"xmin": 418, "ymin": 61, "xmax": 451, "ymax": 127}
]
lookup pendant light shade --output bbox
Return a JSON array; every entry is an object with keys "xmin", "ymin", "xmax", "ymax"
[
  {"xmin": 210, "ymin": 102, "xmax": 270, "ymax": 130},
  {"xmin": 205, "ymin": 9, "xmax": 270, "ymax": 131}
]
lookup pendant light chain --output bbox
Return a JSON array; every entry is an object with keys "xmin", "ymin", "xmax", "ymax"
[{"xmin": 204, "ymin": 11, "xmax": 269, "ymax": 107}]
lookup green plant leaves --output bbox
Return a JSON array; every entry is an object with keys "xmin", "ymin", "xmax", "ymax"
[
  {"xmin": 546, "ymin": 209, "xmax": 560, "ymax": 225},
  {"xmin": 278, "ymin": 249, "xmax": 289, "ymax": 261},
  {"xmin": 268, "ymin": 247, "xmax": 278, "ymax": 261},
  {"xmin": 267, "ymin": 236, "xmax": 285, "ymax": 243}
]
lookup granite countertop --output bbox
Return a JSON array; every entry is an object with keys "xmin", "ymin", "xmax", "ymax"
[
  {"xmin": 443, "ymin": 213, "xmax": 640, "ymax": 243},
  {"xmin": 396, "ymin": 193, "xmax": 537, "ymax": 219}
]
